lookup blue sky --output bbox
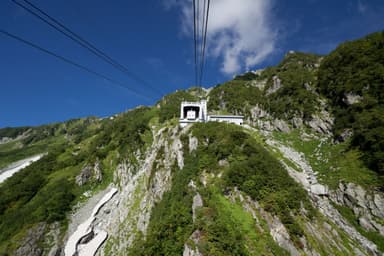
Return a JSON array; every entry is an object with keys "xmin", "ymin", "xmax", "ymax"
[{"xmin": 0, "ymin": 0, "xmax": 383, "ymax": 127}]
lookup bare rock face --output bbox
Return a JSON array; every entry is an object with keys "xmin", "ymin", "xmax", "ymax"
[
  {"xmin": 0, "ymin": 137, "xmax": 12, "ymax": 144},
  {"xmin": 304, "ymin": 82, "xmax": 316, "ymax": 93},
  {"xmin": 46, "ymin": 222, "xmax": 63, "ymax": 256},
  {"xmin": 273, "ymin": 119, "xmax": 291, "ymax": 133},
  {"xmin": 249, "ymin": 78, "xmax": 267, "ymax": 91},
  {"xmin": 92, "ymin": 126, "xmax": 185, "ymax": 254},
  {"xmin": 335, "ymin": 129, "xmax": 353, "ymax": 143},
  {"xmin": 306, "ymin": 110, "xmax": 334, "ymax": 135},
  {"xmin": 15, "ymin": 223, "xmax": 46, "ymax": 256},
  {"xmin": 267, "ymin": 76, "xmax": 283, "ymax": 95},
  {"xmin": 183, "ymin": 244, "xmax": 202, "ymax": 256},
  {"xmin": 76, "ymin": 165, "xmax": 93, "ymax": 186},
  {"xmin": 310, "ymin": 184, "xmax": 329, "ymax": 196},
  {"xmin": 218, "ymin": 159, "xmax": 229, "ymax": 167},
  {"xmin": 93, "ymin": 161, "xmax": 103, "ymax": 182},
  {"xmin": 183, "ymin": 230, "xmax": 203, "ymax": 256},
  {"xmin": 227, "ymin": 188, "xmax": 301, "ymax": 256},
  {"xmin": 266, "ymin": 138, "xmax": 382, "ymax": 255},
  {"xmin": 250, "ymin": 105, "xmax": 269, "ymax": 119},
  {"xmin": 291, "ymin": 117, "xmax": 303, "ymax": 128},
  {"xmin": 332, "ymin": 182, "xmax": 384, "ymax": 236},
  {"xmin": 250, "ymin": 105, "xmax": 291, "ymax": 133},
  {"xmin": 192, "ymin": 193, "xmax": 203, "ymax": 222},
  {"xmin": 76, "ymin": 161, "xmax": 103, "ymax": 186},
  {"xmin": 189, "ymin": 135, "xmax": 198, "ymax": 153},
  {"xmin": 343, "ymin": 93, "xmax": 363, "ymax": 105}
]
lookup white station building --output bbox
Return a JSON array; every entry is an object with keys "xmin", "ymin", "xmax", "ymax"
[{"xmin": 179, "ymin": 100, "xmax": 244, "ymax": 127}]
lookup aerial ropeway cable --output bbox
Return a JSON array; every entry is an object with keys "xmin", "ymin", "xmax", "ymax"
[
  {"xmin": 192, "ymin": 0, "xmax": 211, "ymax": 88},
  {"xmin": 0, "ymin": 29, "xmax": 153, "ymax": 102},
  {"xmin": 11, "ymin": 0, "xmax": 163, "ymax": 96}
]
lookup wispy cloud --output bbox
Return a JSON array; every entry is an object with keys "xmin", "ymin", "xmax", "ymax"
[
  {"xmin": 163, "ymin": 0, "xmax": 278, "ymax": 75},
  {"xmin": 357, "ymin": 0, "xmax": 367, "ymax": 14},
  {"xmin": 162, "ymin": 0, "xmax": 179, "ymax": 10}
]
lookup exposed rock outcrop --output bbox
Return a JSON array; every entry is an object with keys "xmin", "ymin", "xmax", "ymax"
[
  {"xmin": 15, "ymin": 223, "xmax": 46, "ymax": 256},
  {"xmin": 183, "ymin": 182, "xmax": 204, "ymax": 256},
  {"xmin": 332, "ymin": 182, "xmax": 384, "ymax": 236},
  {"xmin": 305, "ymin": 109, "xmax": 334, "ymax": 135},
  {"xmin": 310, "ymin": 184, "xmax": 329, "ymax": 196},
  {"xmin": 250, "ymin": 105, "xmax": 291, "ymax": 133},
  {"xmin": 228, "ymin": 188, "xmax": 300, "ymax": 256},
  {"xmin": 267, "ymin": 75, "xmax": 282, "ymax": 95},
  {"xmin": 93, "ymin": 125, "xmax": 186, "ymax": 254},
  {"xmin": 343, "ymin": 93, "xmax": 363, "ymax": 105},
  {"xmin": 336, "ymin": 129, "xmax": 353, "ymax": 143},
  {"xmin": 183, "ymin": 230, "xmax": 203, "ymax": 256},
  {"xmin": 249, "ymin": 78, "xmax": 267, "ymax": 91},
  {"xmin": 265, "ymin": 137, "xmax": 381, "ymax": 255},
  {"xmin": 76, "ymin": 161, "xmax": 103, "ymax": 186},
  {"xmin": 192, "ymin": 193, "xmax": 203, "ymax": 222},
  {"xmin": 189, "ymin": 135, "xmax": 198, "ymax": 152},
  {"xmin": 46, "ymin": 223, "xmax": 63, "ymax": 256}
]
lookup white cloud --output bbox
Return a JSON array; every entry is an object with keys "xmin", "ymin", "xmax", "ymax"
[
  {"xmin": 161, "ymin": 0, "xmax": 178, "ymax": 10},
  {"xmin": 357, "ymin": 0, "xmax": 367, "ymax": 14},
  {"xmin": 165, "ymin": 0, "xmax": 277, "ymax": 75}
]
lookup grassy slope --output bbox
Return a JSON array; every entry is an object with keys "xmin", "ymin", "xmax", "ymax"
[
  {"xmin": 0, "ymin": 107, "xmax": 158, "ymax": 254},
  {"xmin": 272, "ymin": 130, "xmax": 381, "ymax": 189},
  {"xmin": 129, "ymin": 122, "xmax": 314, "ymax": 255}
]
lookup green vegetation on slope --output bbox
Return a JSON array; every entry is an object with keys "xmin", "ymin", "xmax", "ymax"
[
  {"xmin": 0, "ymin": 127, "xmax": 30, "ymax": 139},
  {"xmin": 208, "ymin": 80, "xmax": 264, "ymax": 116},
  {"xmin": 333, "ymin": 203, "xmax": 384, "ymax": 252},
  {"xmin": 272, "ymin": 130, "xmax": 380, "ymax": 189},
  {"xmin": 262, "ymin": 52, "xmax": 322, "ymax": 120},
  {"xmin": 0, "ymin": 107, "xmax": 158, "ymax": 254},
  {"xmin": 130, "ymin": 122, "xmax": 314, "ymax": 255},
  {"xmin": 0, "ymin": 149, "xmax": 76, "ymax": 252},
  {"xmin": 208, "ymin": 52, "xmax": 322, "ymax": 122},
  {"xmin": 318, "ymin": 31, "xmax": 384, "ymax": 178}
]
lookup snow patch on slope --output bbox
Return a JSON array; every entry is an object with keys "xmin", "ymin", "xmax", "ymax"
[
  {"xmin": 0, "ymin": 154, "xmax": 44, "ymax": 184},
  {"xmin": 64, "ymin": 187, "xmax": 118, "ymax": 256}
]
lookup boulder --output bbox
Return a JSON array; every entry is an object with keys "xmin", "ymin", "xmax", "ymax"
[
  {"xmin": 192, "ymin": 193, "xmax": 203, "ymax": 222},
  {"xmin": 310, "ymin": 184, "xmax": 329, "ymax": 196},
  {"xmin": 343, "ymin": 93, "xmax": 362, "ymax": 105}
]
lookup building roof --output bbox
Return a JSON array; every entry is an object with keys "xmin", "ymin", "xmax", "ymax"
[{"xmin": 208, "ymin": 115, "xmax": 244, "ymax": 118}]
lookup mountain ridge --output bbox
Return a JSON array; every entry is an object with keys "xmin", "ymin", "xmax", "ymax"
[{"xmin": 0, "ymin": 31, "xmax": 383, "ymax": 256}]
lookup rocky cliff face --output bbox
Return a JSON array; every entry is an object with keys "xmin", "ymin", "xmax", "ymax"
[
  {"xmin": 95, "ymin": 125, "xmax": 186, "ymax": 255},
  {"xmin": 3, "ymin": 114, "xmax": 383, "ymax": 256},
  {"xmin": 260, "ymin": 130, "xmax": 382, "ymax": 255}
]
